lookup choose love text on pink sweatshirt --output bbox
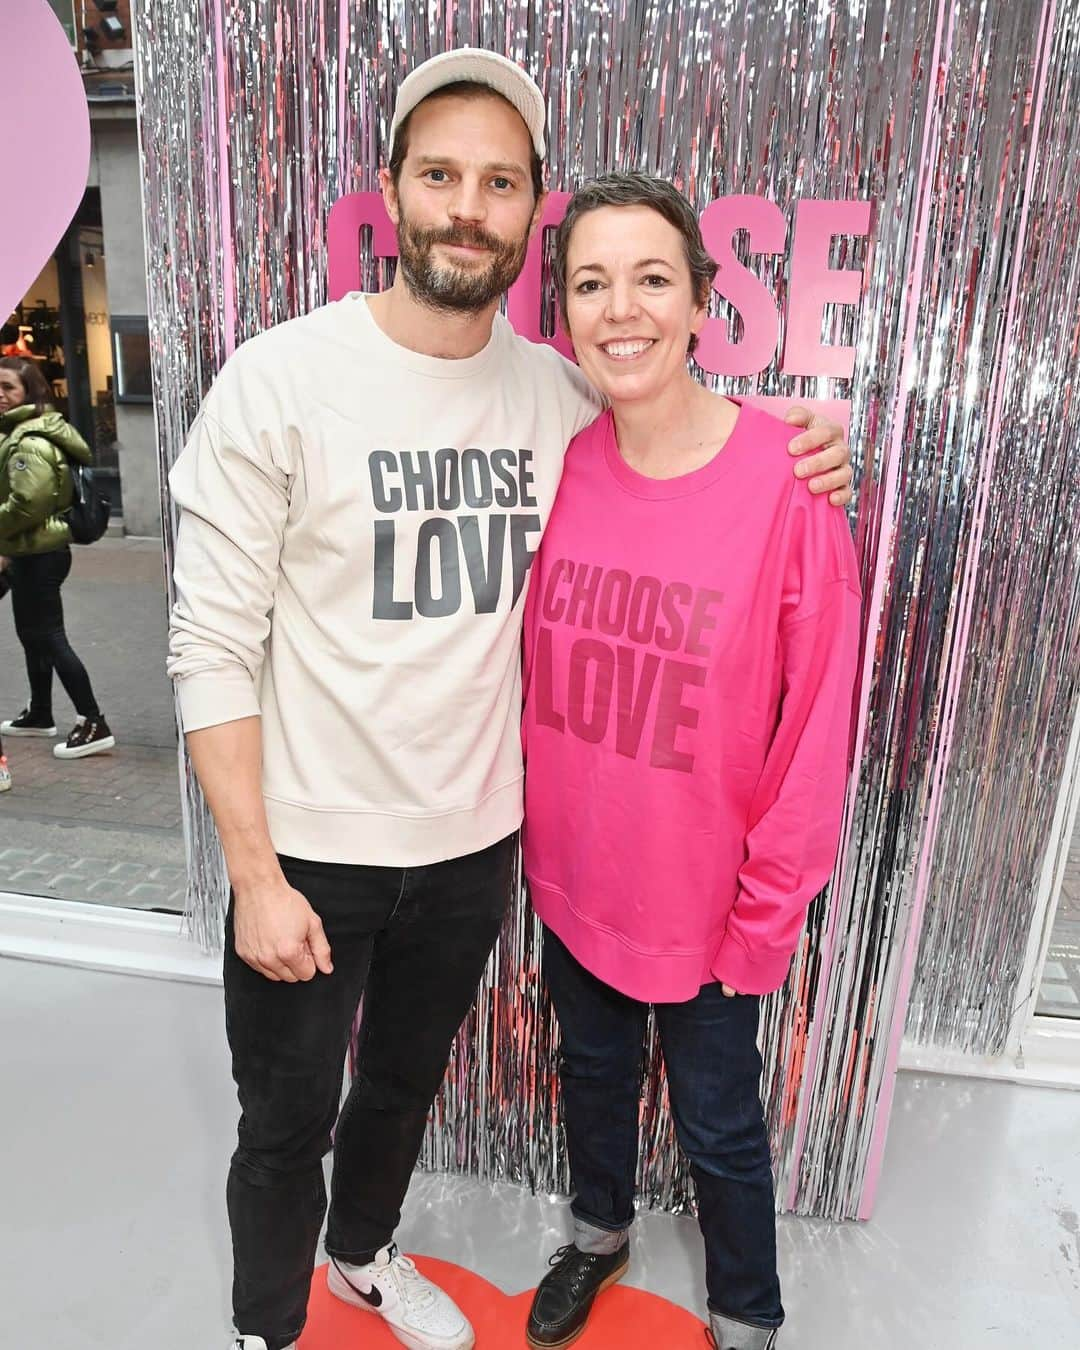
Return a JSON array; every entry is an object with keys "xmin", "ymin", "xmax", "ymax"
[{"xmin": 522, "ymin": 404, "xmax": 862, "ymax": 1001}]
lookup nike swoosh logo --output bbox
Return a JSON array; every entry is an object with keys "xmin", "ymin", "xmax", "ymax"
[{"xmin": 333, "ymin": 1261, "xmax": 383, "ymax": 1308}]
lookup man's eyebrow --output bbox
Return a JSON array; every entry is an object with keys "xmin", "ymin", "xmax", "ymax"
[
  {"xmin": 412, "ymin": 154, "xmax": 528, "ymax": 176},
  {"xmin": 479, "ymin": 160, "xmax": 529, "ymax": 175}
]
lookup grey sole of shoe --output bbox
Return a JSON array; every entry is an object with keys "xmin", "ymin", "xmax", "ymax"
[
  {"xmin": 525, "ymin": 1258, "xmax": 630, "ymax": 1350},
  {"xmin": 53, "ymin": 737, "xmax": 116, "ymax": 760}
]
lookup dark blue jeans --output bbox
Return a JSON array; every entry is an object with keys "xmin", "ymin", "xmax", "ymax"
[
  {"xmin": 543, "ymin": 928, "xmax": 784, "ymax": 1331},
  {"xmin": 224, "ymin": 834, "xmax": 516, "ymax": 1349}
]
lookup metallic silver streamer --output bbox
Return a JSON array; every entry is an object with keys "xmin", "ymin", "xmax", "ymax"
[
  {"xmin": 134, "ymin": 1, "xmax": 1080, "ymax": 1219},
  {"xmin": 904, "ymin": 2, "xmax": 1080, "ymax": 1053},
  {"xmin": 133, "ymin": 0, "xmax": 233, "ymax": 948}
]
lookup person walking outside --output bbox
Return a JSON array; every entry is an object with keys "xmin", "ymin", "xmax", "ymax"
[{"xmin": 0, "ymin": 356, "xmax": 113, "ymax": 759}]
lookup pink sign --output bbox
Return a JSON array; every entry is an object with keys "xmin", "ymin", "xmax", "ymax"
[
  {"xmin": 327, "ymin": 190, "xmax": 872, "ymax": 429},
  {"xmin": 0, "ymin": 1, "xmax": 90, "ymax": 323}
]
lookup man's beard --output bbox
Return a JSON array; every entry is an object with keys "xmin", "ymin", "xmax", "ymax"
[{"xmin": 395, "ymin": 210, "xmax": 530, "ymax": 314}]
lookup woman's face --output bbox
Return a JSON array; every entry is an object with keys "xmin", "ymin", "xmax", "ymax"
[
  {"xmin": 0, "ymin": 370, "xmax": 27, "ymax": 412},
  {"xmin": 563, "ymin": 204, "xmax": 707, "ymax": 408}
]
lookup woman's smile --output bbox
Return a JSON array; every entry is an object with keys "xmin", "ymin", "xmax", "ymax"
[{"xmin": 598, "ymin": 338, "xmax": 657, "ymax": 361}]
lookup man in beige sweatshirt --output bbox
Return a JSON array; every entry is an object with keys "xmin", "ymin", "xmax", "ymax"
[{"xmin": 168, "ymin": 49, "xmax": 855, "ymax": 1350}]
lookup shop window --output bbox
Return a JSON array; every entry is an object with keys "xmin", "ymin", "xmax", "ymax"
[{"xmin": 112, "ymin": 316, "xmax": 152, "ymax": 404}]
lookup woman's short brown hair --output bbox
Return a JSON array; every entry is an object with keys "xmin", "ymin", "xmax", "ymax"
[
  {"xmin": 553, "ymin": 173, "xmax": 718, "ymax": 354},
  {"xmin": 0, "ymin": 356, "xmax": 55, "ymax": 415}
]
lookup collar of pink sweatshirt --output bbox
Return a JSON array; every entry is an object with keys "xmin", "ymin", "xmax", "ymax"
[{"xmin": 522, "ymin": 403, "xmax": 862, "ymax": 1002}]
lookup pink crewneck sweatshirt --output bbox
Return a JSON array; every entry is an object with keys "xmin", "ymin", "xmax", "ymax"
[{"xmin": 522, "ymin": 403, "xmax": 862, "ymax": 1001}]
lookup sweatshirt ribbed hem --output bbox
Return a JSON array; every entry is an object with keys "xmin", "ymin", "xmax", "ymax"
[
  {"xmin": 264, "ymin": 777, "xmax": 524, "ymax": 867},
  {"xmin": 530, "ymin": 878, "xmax": 711, "ymax": 1004}
]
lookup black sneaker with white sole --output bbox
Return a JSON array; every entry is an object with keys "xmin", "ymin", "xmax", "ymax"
[
  {"xmin": 1, "ymin": 707, "xmax": 57, "ymax": 737},
  {"xmin": 53, "ymin": 716, "xmax": 115, "ymax": 759}
]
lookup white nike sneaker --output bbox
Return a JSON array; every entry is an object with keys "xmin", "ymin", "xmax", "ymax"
[
  {"xmin": 230, "ymin": 1338, "xmax": 295, "ymax": 1350},
  {"xmin": 328, "ymin": 1244, "xmax": 474, "ymax": 1350}
]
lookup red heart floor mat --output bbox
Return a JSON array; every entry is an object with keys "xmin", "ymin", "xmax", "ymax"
[{"xmin": 299, "ymin": 1256, "xmax": 707, "ymax": 1348}]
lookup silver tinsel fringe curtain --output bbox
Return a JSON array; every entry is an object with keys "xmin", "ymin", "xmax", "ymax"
[{"xmin": 133, "ymin": 0, "xmax": 1080, "ymax": 1220}]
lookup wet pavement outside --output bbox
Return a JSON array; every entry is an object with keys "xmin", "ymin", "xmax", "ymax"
[{"xmin": 0, "ymin": 538, "xmax": 185, "ymax": 912}]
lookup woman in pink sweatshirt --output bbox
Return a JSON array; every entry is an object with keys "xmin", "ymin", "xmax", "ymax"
[{"xmin": 521, "ymin": 174, "xmax": 862, "ymax": 1350}]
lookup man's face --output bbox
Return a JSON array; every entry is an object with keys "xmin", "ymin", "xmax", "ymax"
[{"xmin": 382, "ymin": 93, "xmax": 543, "ymax": 313}]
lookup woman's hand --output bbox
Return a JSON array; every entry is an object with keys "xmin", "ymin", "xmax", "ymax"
[
  {"xmin": 721, "ymin": 983, "xmax": 737, "ymax": 998},
  {"xmin": 784, "ymin": 406, "xmax": 855, "ymax": 506}
]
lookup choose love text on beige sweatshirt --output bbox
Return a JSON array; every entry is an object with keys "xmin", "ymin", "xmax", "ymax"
[{"xmin": 168, "ymin": 294, "xmax": 598, "ymax": 865}]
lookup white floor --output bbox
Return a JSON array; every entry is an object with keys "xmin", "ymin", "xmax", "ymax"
[{"xmin": 2, "ymin": 955, "xmax": 1078, "ymax": 1349}]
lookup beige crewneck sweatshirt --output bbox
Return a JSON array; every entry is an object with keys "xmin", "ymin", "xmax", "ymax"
[{"xmin": 167, "ymin": 293, "xmax": 599, "ymax": 865}]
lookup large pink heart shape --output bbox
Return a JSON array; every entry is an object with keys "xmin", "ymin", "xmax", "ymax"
[{"xmin": 1, "ymin": 1, "xmax": 90, "ymax": 321}]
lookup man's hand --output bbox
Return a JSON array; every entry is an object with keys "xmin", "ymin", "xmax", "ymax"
[
  {"xmin": 233, "ymin": 875, "xmax": 334, "ymax": 983},
  {"xmin": 784, "ymin": 406, "xmax": 854, "ymax": 507},
  {"xmin": 185, "ymin": 717, "xmax": 334, "ymax": 984}
]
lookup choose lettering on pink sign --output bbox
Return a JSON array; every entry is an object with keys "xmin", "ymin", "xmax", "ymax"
[{"xmin": 327, "ymin": 191, "xmax": 872, "ymax": 430}]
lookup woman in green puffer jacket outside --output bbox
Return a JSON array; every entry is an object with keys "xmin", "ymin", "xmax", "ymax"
[{"xmin": 0, "ymin": 356, "xmax": 113, "ymax": 761}]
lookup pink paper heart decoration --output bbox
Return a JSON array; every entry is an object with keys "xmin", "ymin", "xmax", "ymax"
[{"xmin": 1, "ymin": 0, "xmax": 91, "ymax": 322}]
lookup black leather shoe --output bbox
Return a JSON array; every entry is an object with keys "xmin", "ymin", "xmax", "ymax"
[{"xmin": 526, "ymin": 1241, "xmax": 630, "ymax": 1347}]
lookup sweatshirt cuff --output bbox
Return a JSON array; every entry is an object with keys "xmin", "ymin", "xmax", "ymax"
[
  {"xmin": 710, "ymin": 927, "xmax": 794, "ymax": 996},
  {"xmin": 175, "ymin": 670, "xmax": 261, "ymax": 733}
]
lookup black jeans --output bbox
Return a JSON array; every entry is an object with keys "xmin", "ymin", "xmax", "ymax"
[
  {"xmin": 544, "ymin": 928, "xmax": 784, "ymax": 1331},
  {"xmin": 224, "ymin": 834, "xmax": 516, "ymax": 1348},
  {"xmin": 8, "ymin": 547, "xmax": 100, "ymax": 720}
]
